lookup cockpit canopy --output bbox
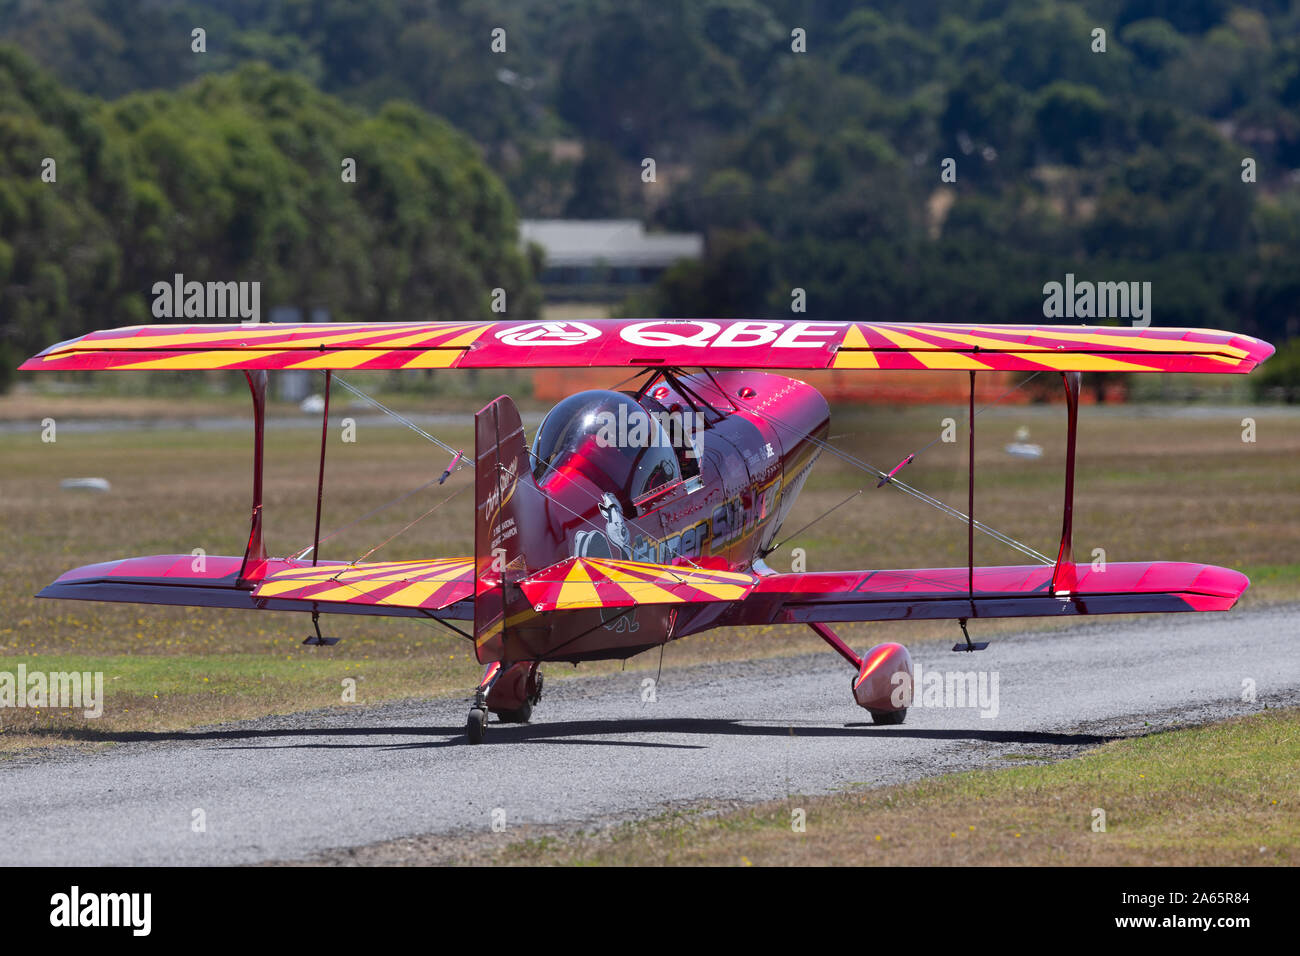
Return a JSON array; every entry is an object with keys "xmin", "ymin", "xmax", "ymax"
[{"xmin": 531, "ymin": 389, "xmax": 682, "ymax": 505}]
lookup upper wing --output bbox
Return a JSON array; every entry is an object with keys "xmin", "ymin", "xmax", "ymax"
[
  {"xmin": 19, "ymin": 319, "xmax": 1273, "ymax": 374},
  {"xmin": 690, "ymin": 561, "xmax": 1250, "ymax": 635}
]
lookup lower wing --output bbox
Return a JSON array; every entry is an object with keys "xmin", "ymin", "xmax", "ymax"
[
  {"xmin": 36, "ymin": 555, "xmax": 1246, "ymax": 634},
  {"xmin": 36, "ymin": 554, "xmax": 475, "ymax": 620},
  {"xmin": 695, "ymin": 561, "xmax": 1248, "ymax": 633}
]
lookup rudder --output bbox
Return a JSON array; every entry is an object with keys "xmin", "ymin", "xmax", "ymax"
[{"xmin": 474, "ymin": 395, "xmax": 542, "ymax": 663}]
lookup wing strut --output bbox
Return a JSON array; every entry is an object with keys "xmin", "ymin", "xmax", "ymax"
[
  {"xmin": 720, "ymin": 375, "xmax": 1055, "ymax": 567},
  {"xmin": 808, "ymin": 622, "xmax": 862, "ymax": 669},
  {"xmin": 237, "ymin": 370, "xmax": 268, "ymax": 586},
  {"xmin": 967, "ymin": 370, "xmax": 976, "ymax": 599},
  {"xmin": 311, "ymin": 371, "xmax": 332, "ymax": 566},
  {"xmin": 1051, "ymin": 371, "xmax": 1082, "ymax": 594}
]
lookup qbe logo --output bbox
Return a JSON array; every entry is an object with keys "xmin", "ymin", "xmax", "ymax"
[
  {"xmin": 495, "ymin": 321, "xmax": 600, "ymax": 346},
  {"xmin": 49, "ymin": 886, "xmax": 151, "ymax": 936}
]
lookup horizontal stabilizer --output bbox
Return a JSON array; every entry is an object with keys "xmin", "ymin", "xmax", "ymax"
[{"xmin": 520, "ymin": 557, "xmax": 757, "ymax": 613}]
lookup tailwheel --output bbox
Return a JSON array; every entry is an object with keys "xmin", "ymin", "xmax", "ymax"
[
  {"xmin": 494, "ymin": 701, "xmax": 532, "ymax": 724},
  {"xmin": 869, "ymin": 707, "xmax": 907, "ymax": 726},
  {"xmin": 493, "ymin": 664, "xmax": 543, "ymax": 724},
  {"xmin": 466, "ymin": 707, "xmax": 488, "ymax": 744}
]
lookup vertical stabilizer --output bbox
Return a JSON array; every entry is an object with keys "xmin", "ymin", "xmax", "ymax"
[{"xmin": 474, "ymin": 395, "xmax": 541, "ymax": 663}]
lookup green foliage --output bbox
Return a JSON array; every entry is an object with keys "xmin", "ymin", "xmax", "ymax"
[
  {"xmin": 0, "ymin": 55, "xmax": 538, "ymax": 390},
  {"xmin": 2, "ymin": 0, "xmax": 1299, "ymax": 388},
  {"xmin": 1251, "ymin": 336, "xmax": 1300, "ymax": 403}
]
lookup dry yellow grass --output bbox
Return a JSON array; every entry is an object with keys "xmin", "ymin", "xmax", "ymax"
[{"xmin": 1, "ymin": 390, "xmax": 1296, "ymax": 750}]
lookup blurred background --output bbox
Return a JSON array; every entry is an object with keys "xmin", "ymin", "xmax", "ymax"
[
  {"xmin": 2, "ymin": 0, "xmax": 1299, "ymax": 403},
  {"xmin": 3, "ymin": 0, "xmax": 1299, "ymax": 743}
]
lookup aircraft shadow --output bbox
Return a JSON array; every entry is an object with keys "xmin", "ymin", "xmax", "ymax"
[{"xmin": 33, "ymin": 718, "xmax": 1115, "ymax": 752}]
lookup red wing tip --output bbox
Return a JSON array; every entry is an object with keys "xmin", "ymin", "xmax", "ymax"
[
  {"xmin": 1191, "ymin": 565, "xmax": 1251, "ymax": 600},
  {"xmin": 1246, "ymin": 337, "xmax": 1276, "ymax": 367}
]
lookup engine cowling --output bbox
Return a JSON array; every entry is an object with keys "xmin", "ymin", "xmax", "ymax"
[{"xmin": 852, "ymin": 642, "xmax": 913, "ymax": 716}]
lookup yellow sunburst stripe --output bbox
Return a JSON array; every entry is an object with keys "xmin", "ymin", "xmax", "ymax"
[
  {"xmin": 594, "ymin": 561, "xmax": 685, "ymax": 583},
  {"xmin": 544, "ymin": 582, "xmax": 747, "ymax": 607},
  {"xmin": 441, "ymin": 325, "xmax": 490, "ymax": 347},
  {"xmin": 839, "ymin": 324, "xmax": 1250, "ymax": 371},
  {"xmin": 357, "ymin": 324, "xmax": 483, "ymax": 349},
  {"xmin": 1018, "ymin": 353, "xmax": 1156, "ymax": 372},
  {"xmin": 69, "ymin": 324, "xmax": 418, "ymax": 354},
  {"xmin": 263, "ymin": 325, "xmax": 460, "ymax": 349},
  {"xmin": 56, "ymin": 323, "xmax": 485, "ymax": 362},
  {"xmin": 968, "ymin": 326, "xmax": 1250, "ymax": 360},
  {"xmin": 325, "ymin": 571, "xmax": 473, "ymax": 586},
  {"xmin": 556, "ymin": 561, "xmax": 602, "ymax": 608},
  {"xmin": 289, "ymin": 579, "xmax": 391, "ymax": 603},
  {"xmin": 832, "ymin": 352, "xmax": 878, "ymax": 370},
  {"xmin": 252, "ymin": 578, "xmax": 319, "ymax": 598},
  {"xmin": 594, "ymin": 558, "xmax": 750, "ymax": 582},
  {"xmin": 269, "ymin": 558, "xmax": 470, "ymax": 579},
  {"xmin": 613, "ymin": 581, "xmax": 688, "ymax": 604},
  {"xmin": 837, "ymin": 329, "xmax": 1180, "ymax": 373},
  {"xmin": 256, "ymin": 578, "xmax": 368, "ymax": 601},
  {"xmin": 291, "ymin": 349, "xmax": 387, "ymax": 369},
  {"xmin": 874, "ymin": 328, "xmax": 994, "ymax": 370},
  {"xmin": 590, "ymin": 559, "xmax": 751, "ymax": 587},
  {"xmin": 1023, "ymin": 328, "xmax": 1248, "ymax": 357},
  {"xmin": 693, "ymin": 581, "xmax": 750, "ymax": 600},
  {"xmin": 55, "ymin": 325, "xmax": 318, "ymax": 352},
  {"xmin": 831, "ymin": 324, "xmax": 880, "ymax": 369},
  {"xmin": 118, "ymin": 349, "xmax": 294, "ymax": 370},
  {"xmin": 269, "ymin": 569, "xmax": 412, "ymax": 583},
  {"xmin": 270, "ymin": 327, "xmax": 472, "ymax": 355},
  {"xmin": 400, "ymin": 349, "xmax": 467, "ymax": 369},
  {"xmin": 377, "ymin": 580, "xmax": 454, "ymax": 608},
  {"xmin": 589, "ymin": 560, "xmax": 691, "ymax": 584},
  {"xmin": 883, "ymin": 325, "xmax": 1059, "ymax": 353},
  {"xmin": 889, "ymin": 323, "xmax": 1214, "ymax": 366},
  {"xmin": 261, "ymin": 559, "xmax": 472, "ymax": 593},
  {"xmin": 595, "ymin": 567, "xmax": 689, "ymax": 604}
]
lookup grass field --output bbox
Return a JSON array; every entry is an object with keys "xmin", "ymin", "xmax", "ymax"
[
  {"xmin": 488, "ymin": 706, "xmax": 1300, "ymax": 866},
  {"xmin": 2, "ymin": 384, "xmax": 1297, "ymax": 751}
]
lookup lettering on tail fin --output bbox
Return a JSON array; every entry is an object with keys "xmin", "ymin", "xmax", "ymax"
[{"xmin": 473, "ymin": 395, "xmax": 541, "ymax": 663}]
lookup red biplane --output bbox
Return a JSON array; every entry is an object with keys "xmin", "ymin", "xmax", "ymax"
[{"xmin": 21, "ymin": 319, "xmax": 1273, "ymax": 742}]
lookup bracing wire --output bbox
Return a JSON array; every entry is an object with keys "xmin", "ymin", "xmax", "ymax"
[{"xmin": 701, "ymin": 374, "xmax": 1055, "ymax": 566}]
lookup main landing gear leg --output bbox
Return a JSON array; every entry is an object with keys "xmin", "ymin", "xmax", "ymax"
[{"xmin": 466, "ymin": 662, "xmax": 501, "ymax": 745}]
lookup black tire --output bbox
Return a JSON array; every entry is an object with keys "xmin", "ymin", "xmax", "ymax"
[
  {"xmin": 494, "ymin": 700, "xmax": 533, "ymax": 724},
  {"xmin": 870, "ymin": 707, "xmax": 907, "ymax": 725},
  {"xmin": 466, "ymin": 707, "xmax": 488, "ymax": 743}
]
